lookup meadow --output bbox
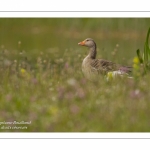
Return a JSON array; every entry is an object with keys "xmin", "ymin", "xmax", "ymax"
[{"xmin": 0, "ymin": 18, "xmax": 150, "ymax": 132}]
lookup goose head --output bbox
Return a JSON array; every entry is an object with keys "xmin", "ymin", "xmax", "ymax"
[{"xmin": 78, "ymin": 38, "xmax": 96, "ymax": 48}]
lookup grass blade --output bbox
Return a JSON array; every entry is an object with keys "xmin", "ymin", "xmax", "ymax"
[
  {"xmin": 144, "ymin": 43, "xmax": 148, "ymax": 64},
  {"xmin": 136, "ymin": 49, "xmax": 143, "ymax": 63},
  {"xmin": 143, "ymin": 27, "xmax": 150, "ymax": 68},
  {"xmin": 145, "ymin": 27, "xmax": 150, "ymax": 57}
]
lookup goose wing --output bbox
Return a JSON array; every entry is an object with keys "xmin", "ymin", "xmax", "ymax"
[{"xmin": 90, "ymin": 59, "xmax": 116, "ymax": 74}]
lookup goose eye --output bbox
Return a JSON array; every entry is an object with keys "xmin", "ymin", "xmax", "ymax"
[{"xmin": 86, "ymin": 39, "xmax": 89, "ymax": 41}]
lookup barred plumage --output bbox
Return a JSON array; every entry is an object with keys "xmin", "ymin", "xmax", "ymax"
[{"xmin": 78, "ymin": 38, "xmax": 132, "ymax": 80}]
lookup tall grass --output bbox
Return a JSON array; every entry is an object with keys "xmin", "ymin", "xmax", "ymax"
[
  {"xmin": 0, "ymin": 19, "xmax": 150, "ymax": 132},
  {"xmin": 136, "ymin": 27, "xmax": 150, "ymax": 74}
]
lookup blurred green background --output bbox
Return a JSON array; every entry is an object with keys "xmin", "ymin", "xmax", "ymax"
[
  {"xmin": 0, "ymin": 18, "xmax": 150, "ymax": 132},
  {"xmin": 0, "ymin": 18, "xmax": 149, "ymax": 62}
]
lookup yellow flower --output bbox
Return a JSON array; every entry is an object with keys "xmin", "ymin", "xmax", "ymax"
[
  {"xmin": 133, "ymin": 57, "xmax": 139, "ymax": 64},
  {"xmin": 107, "ymin": 72, "xmax": 113, "ymax": 79},
  {"xmin": 20, "ymin": 68, "xmax": 30, "ymax": 80},
  {"xmin": 20, "ymin": 68, "xmax": 26, "ymax": 74},
  {"xmin": 106, "ymin": 72, "xmax": 114, "ymax": 81},
  {"xmin": 133, "ymin": 64, "xmax": 139, "ymax": 70}
]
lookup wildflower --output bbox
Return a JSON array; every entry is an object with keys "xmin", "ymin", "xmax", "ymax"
[
  {"xmin": 20, "ymin": 68, "xmax": 26, "ymax": 74},
  {"xmin": 133, "ymin": 57, "xmax": 139, "ymax": 64},
  {"xmin": 70, "ymin": 104, "xmax": 80, "ymax": 114},
  {"xmin": 133, "ymin": 57, "xmax": 140, "ymax": 69},
  {"xmin": 132, "ymin": 56, "xmax": 141, "ymax": 77},
  {"xmin": 130, "ymin": 89, "xmax": 142, "ymax": 100},
  {"xmin": 106, "ymin": 71, "xmax": 128, "ymax": 81},
  {"xmin": 106, "ymin": 72, "xmax": 113, "ymax": 81},
  {"xmin": 20, "ymin": 68, "xmax": 30, "ymax": 80},
  {"xmin": 14, "ymin": 60, "xmax": 17, "ymax": 63},
  {"xmin": 67, "ymin": 78, "xmax": 77, "ymax": 86},
  {"xmin": 133, "ymin": 64, "xmax": 139, "ymax": 70}
]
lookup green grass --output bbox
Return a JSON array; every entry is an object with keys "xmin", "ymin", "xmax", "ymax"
[
  {"xmin": 0, "ymin": 18, "xmax": 150, "ymax": 132},
  {"xmin": 136, "ymin": 27, "xmax": 150, "ymax": 74}
]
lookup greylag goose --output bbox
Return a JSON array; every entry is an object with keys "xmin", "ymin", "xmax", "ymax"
[{"xmin": 78, "ymin": 38, "xmax": 132, "ymax": 80}]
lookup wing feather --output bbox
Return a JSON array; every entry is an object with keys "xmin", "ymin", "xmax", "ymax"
[{"xmin": 90, "ymin": 59, "xmax": 132, "ymax": 74}]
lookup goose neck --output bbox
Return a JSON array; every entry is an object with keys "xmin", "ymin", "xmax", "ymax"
[{"xmin": 88, "ymin": 45, "xmax": 97, "ymax": 59}]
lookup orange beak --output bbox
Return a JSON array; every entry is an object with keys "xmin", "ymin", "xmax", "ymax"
[{"xmin": 78, "ymin": 40, "xmax": 85, "ymax": 46}]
